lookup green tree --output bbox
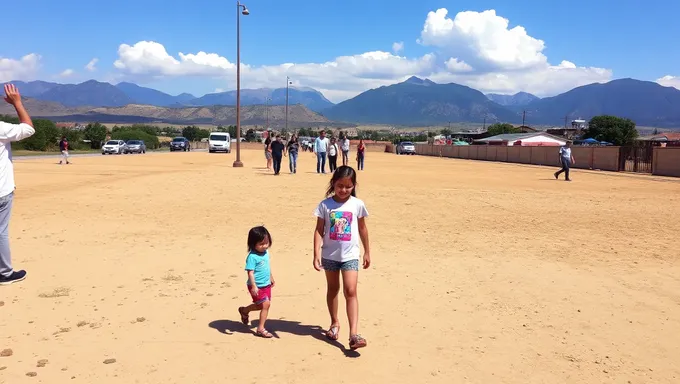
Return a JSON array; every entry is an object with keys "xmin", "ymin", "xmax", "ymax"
[
  {"xmin": 83, "ymin": 122, "xmax": 108, "ymax": 149},
  {"xmin": 20, "ymin": 119, "xmax": 59, "ymax": 151},
  {"xmin": 440, "ymin": 128, "xmax": 452, "ymax": 136},
  {"xmin": 0, "ymin": 114, "xmax": 19, "ymax": 124},
  {"xmin": 226, "ymin": 125, "xmax": 238, "ymax": 139},
  {"xmin": 110, "ymin": 127, "xmax": 160, "ymax": 149},
  {"xmin": 180, "ymin": 125, "xmax": 209, "ymax": 141},
  {"xmin": 245, "ymin": 129, "xmax": 256, "ymax": 142},
  {"xmin": 584, "ymin": 115, "xmax": 638, "ymax": 146},
  {"xmin": 486, "ymin": 123, "xmax": 520, "ymax": 136}
]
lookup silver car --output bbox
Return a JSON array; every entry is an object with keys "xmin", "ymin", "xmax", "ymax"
[
  {"xmin": 396, "ymin": 141, "xmax": 416, "ymax": 155},
  {"xmin": 126, "ymin": 140, "xmax": 147, "ymax": 154},
  {"xmin": 102, "ymin": 140, "xmax": 128, "ymax": 155}
]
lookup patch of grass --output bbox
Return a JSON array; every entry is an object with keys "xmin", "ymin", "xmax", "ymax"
[{"xmin": 38, "ymin": 287, "xmax": 71, "ymax": 298}]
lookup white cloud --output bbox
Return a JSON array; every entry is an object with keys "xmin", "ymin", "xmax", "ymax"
[
  {"xmin": 214, "ymin": 88, "xmax": 225, "ymax": 93},
  {"xmin": 445, "ymin": 58, "xmax": 473, "ymax": 72},
  {"xmin": 114, "ymin": 41, "xmax": 236, "ymax": 76},
  {"xmin": 0, "ymin": 54, "xmax": 41, "ymax": 82},
  {"xmin": 657, "ymin": 75, "xmax": 680, "ymax": 90},
  {"xmin": 85, "ymin": 58, "xmax": 99, "ymax": 72},
  {"xmin": 59, "ymin": 69, "xmax": 75, "ymax": 77},
  {"xmin": 111, "ymin": 8, "xmax": 613, "ymax": 102}
]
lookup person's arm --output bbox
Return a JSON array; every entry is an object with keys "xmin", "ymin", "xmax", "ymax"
[
  {"xmin": 571, "ymin": 154, "xmax": 575, "ymax": 164},
  {"xmin": 313, "ymin": 217, "xmax": 325, "ymax": 271},
  {"xmin": 358, "ymin": 217, "xmax": 370, "ymax": 269},
  {"xmin": 247, "ymin": 270, "xmax": 258, "ymax": 295},
  {"xmin": 0, "ymin": 84, "xmax": 35, "ymax": 141}
]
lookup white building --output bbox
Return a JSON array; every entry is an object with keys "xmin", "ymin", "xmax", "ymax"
[{"xmin": 474, "ymin": 132, "xmax": 567, "ymax": 147}]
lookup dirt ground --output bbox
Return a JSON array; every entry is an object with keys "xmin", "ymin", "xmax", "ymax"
[{"xmin": 1, "ymin": 150, "xmax": 679, "ymax": 384}]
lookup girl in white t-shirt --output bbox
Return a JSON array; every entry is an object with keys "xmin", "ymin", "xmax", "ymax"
[{"xmin": 313, "ymin": 165, "xmax": 371, "ymax": 350}]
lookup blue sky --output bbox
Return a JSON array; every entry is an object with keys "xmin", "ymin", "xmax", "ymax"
[{"xmin": 2, "ymin": 0, "xmax": 680, "ymax": 102}]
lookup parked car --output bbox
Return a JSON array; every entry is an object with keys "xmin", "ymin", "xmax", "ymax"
[
  {"xmin": 209, "ymin": 132, "xmax": 231, "ymax": 153},
  {"xmin": 126, "ymin": 140, "xmax": 147, "ymax": 154},
  {"xmin": 170, "ymin": 137, "xmax": 191, "ymax": 152},
  {"xmin": 396, "ymin": 141, "xmax": 416, "ymax": 155},
  {"xmin": 102, "ymin": 140, "xmax": 128, "ymax": 155}
]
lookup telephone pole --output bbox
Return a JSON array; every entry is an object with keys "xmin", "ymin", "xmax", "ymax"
[{"xmin": 522, "ymin": 110, "xmax": 526, "ymax": 126}]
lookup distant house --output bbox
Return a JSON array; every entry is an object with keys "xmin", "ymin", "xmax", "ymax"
[
  {"xmin": 474, "ymin": 132, "xmax": 567, "ymax": 147},
  {"xmin": 636, "ymin": 132, "xmax": 680, "ymax": 147}
]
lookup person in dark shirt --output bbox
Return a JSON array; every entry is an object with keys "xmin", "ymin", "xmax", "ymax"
[
  {"xmin": 270, "ymin": 135, "xmax": 286, "ymax": 175},
  {"xmin": 286, "ymin": 134, "xmax": 300, "ymax": 174},
  {"xmin": 59, "ymin": 136, "xmax": 70, "ymax": 165}
]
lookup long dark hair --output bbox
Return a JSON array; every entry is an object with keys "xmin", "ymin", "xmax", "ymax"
[
  {"xmin": 325, "ymin": 165, "xmax": 357, "ymax": 198},
  {"xmin": 247, "ymin": 226, "xmax": 272, "ymax": 252}
]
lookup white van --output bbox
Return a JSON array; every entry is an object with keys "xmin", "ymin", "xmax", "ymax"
[{"xmin": 208, "ymin": 132, "xmax": 231, "ymax": 153}]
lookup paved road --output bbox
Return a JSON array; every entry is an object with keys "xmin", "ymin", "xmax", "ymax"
[{"xmin": 14, "ymin": 149, "xmax": 208, "ymax": 161}]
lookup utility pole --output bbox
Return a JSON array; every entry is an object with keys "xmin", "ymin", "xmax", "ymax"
[
  {"xmin": 522, "ymin": 110, "xmax": 526, "ymax": 126},
  {"xmin": 564, "ymin": 115, "xmax": 568, "ymax": 129},
  {"xmin": 285, "ymin": 76, "xmax": 292, "ymax": 132},
  {"xmin": 483, "ymin": 116, "xmax": 486, "ymax": 130}
]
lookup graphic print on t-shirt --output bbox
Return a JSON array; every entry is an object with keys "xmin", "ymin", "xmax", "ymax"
[{"xmin": 329, "ymin": 211, "xmax": 353, "ymax": 241}]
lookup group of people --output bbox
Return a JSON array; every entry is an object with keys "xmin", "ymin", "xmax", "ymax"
[
  {"xmin": 238, "ymin": 165, "xmax": 372, "ymax": 350},
  {"xmin": 263, "ymin": 130, "xmax": 367, "ymax": 175}
]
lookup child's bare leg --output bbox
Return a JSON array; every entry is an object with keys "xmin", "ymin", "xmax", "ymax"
[
  {"xmin": 325, "ymin": 271, "xmax": 341, "ymax": 330},
  {"xmin": 257, "ymin": 301, "xmax": 271, "ymax": 331},
  {"xmin": 342, "ymin": 270, "xmax": 359, "ymax": 336},
  {"xmin": 242, "ymin": 303, "xmax": 262, "ymax": 314}
]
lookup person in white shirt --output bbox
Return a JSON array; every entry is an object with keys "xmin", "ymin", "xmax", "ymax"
[
  {"xmin": 313, "ymin": 130, "xmax": 330, "ymax": 174},
  {"xmin": 0, "ymin": 84, "xmax": 36, "ymax": 285},
  {"xmin": 554, "ymin": 141, "xmax": 575, "ymax": 181},
  {"xmin": 340, "ymin": 134, "xmax": 350, "ymax": 166},
  {"xmin": 328, "ymin": 137, "xmax": 339, "ymax": 172}
]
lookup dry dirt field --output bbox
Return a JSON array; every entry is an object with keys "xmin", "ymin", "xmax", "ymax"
[{"xmin": 1, "ymin": 150, "xmax": 679, "ymax": 384}]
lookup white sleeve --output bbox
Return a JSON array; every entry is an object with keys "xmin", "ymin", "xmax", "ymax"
[
  {"xmin": 313, "ymin": 201, "xmax": 326, "ymax": 218},
  {"xmin": 0, "ymin": 121, "xmax": 35, "ymax": 142},
  {"xmin": 356, "ymin": 200, "xmax": 369, "ymax": 218}
]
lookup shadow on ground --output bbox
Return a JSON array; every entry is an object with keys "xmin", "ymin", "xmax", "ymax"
[{"xmin": 208, "ymin": 319, "xmax": 360, "ymax": 358}]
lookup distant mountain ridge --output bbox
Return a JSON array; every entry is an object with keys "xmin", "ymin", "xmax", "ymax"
[
  {"xmin": 486, "ymin": 92, "xmax": 540, "ymax": 106},
  {"xmin": 0, "ymin": 97, "xmax": 335, "ymax": 127},
  {"xmin": 9, "ymin": 77, "xmax": 680, "ymax": 128},
  {"xmin": 322, "ymin": 76, "xmax": 518, "ymax": 125},
  {"xmin": 10, "ymin": 79, "xmax": 334, "ymax": 112}
]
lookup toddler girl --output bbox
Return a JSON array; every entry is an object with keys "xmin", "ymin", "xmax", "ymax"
[{"xmin": 238, "ymin": 226, "xmax": 275, "ymax": 338}]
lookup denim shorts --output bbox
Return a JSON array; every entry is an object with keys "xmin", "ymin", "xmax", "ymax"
[{"xmin": 321, "ymin": 258, "xmax": 359, "ymax": 272}]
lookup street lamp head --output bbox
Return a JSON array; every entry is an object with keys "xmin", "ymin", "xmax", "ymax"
[{"xmin": 241, "ymin": 6, "xmax": 249, "ymax": 15}]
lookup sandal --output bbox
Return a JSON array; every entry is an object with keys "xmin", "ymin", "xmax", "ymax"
[
  {"xmin": 349, "ymin": 334, "xmax": 367, "ymax": 350},
  {"xmin": 238, "ymin": 307, "xmax": 249, "ymax": 325},
  {"xmin": 326, "ymin": 325, "xmax": 340, "ymax": 341},
  {"xmin": 255, "ymin": 329, "xmax": 273, "ymax": 338}
]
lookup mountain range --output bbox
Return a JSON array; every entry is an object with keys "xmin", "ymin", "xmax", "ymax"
[
  {"xmin": 7, "ymin": 77, "xmax": 680, "ymax": 128},
  {"xmin": 9, "ymin": 80, "xmax": 334, "ymax": 112},
  {"xmin": 486, "ymin": 92, "xmax": 540, "ymax": 107}
]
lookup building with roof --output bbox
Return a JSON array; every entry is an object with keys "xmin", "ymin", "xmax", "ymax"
[
  {"xmin": 473, "ymin": 132, "xmax": 567, "ymax": 147},
  {"xmin": 636, "ymin": 132, "xmax": 680, "ymax": 146}
]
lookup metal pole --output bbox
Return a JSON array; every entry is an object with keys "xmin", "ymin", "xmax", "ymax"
[
  {"xmin": 233, "ymin": 1, "xmax": 244, "ymax": 167},
  {"xmin": 266, "ymin": 98, "xmax": 269, "ymax": 129},
  {"xmin": 285, "ymin": 76, "xmax": 289, "ymax": 132}
]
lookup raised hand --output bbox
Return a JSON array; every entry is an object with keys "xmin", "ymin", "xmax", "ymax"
[{"xmin": 3, "ymin": 84, "xmax": 22, "ymax": 105}]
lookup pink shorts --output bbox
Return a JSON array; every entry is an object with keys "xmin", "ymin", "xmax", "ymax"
[{"xmin": 248, "ymin": 285, "xmax": 272, "ymax": 304}]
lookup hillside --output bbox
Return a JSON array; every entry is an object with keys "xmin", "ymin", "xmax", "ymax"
[
  {"xmin": 36, "ymin": 80, "xmax": 134, "ymax": 107},
  {"xmin": 116, "ymin": 82, "xmax": 196, "ymax": 106},
  {"xmin": 323, "ymin": 76, "xmax": 519, "ymax": 125},
  {"xmin": 9, "ymin": 80, "xmax": 334, "ymax": 112},
  {"xmin": 526, "ymin": 78, "xmax": 680, "ymax": 127},
  {"xmin": 188, "ymin": 87, "xmax": 335, "ymax": 112},
  {"xmin": 0, "ymin": 99, "xmax": 331, "ymax": 126},
  {"xmin": 486, "ymin": 92, "xmax": 540, "ymax": 106}
]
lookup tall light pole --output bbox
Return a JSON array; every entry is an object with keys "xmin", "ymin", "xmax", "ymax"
[
  {"xmin": 265, "ymin": 97, "xmax": 271, "ymax": 130},
  {"xmin": 233, "ymin": 0, "xmax": 249, "ymax": 168},
  {"xmin": 285, "ymin": 76, "xmax": 292, "ymax": 132}
]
